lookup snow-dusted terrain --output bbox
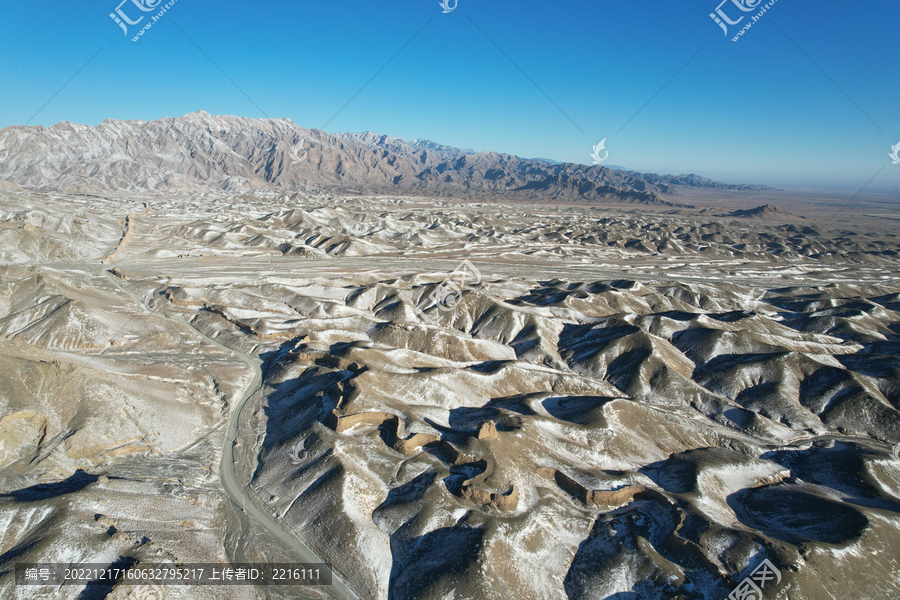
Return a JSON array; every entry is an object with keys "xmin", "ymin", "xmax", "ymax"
[
  {"xmin": 1, "ymin": 185, "xmax": 899, "ymax": 600},
  {"xmin": 0, "ymin": 111, "xmax": 767, "ymax": 202}
]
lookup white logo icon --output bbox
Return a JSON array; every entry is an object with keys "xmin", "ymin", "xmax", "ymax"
[
  {"xmin": 109, "ymin": 0, "xmax": 163, "ymax": 35},
  {"xmin": 589, "ymin": 139, "xmax": 609, "ymax": 165},
  {"xmin": 890, "ymin": 142, "xmax": 900, "ymax": 165},
  {"xmin": 439, "ymin": 0, "xmax": 457, "ymax": 13},
  {"xmin": 289, "ymin": 139, "xmax": 314, "ymax": 165},
  {"xmin": 413, "ymin": 260, "xmax": 482, "ymax": 324},
  {"xmin": 129, "ymin": 583, "xmax": 164, "ymax": 600},
  {"xmin": 428, "ymin": 260, "xmax": 481, "ymax": 313},
  {"xmin": 709, "ymin": 0, "xmax": 762, "ymax": 35},
  {"xmin": 288, "ymin": 440, "xmax": 307, "ymax": 465}
]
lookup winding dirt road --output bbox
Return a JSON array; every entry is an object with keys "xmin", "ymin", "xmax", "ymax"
[{"xmin": 103, "ymin": 267, "xmax": 361, "ymax": 600}]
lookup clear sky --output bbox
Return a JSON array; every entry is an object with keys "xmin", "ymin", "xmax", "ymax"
[{"xmin": 1, "ymin": 0, "xmax": 898, "ymax": 191}]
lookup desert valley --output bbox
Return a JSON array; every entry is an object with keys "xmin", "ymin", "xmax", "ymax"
[{"xmin": 0, "ymin": 112, "xmax": 898, "ymax": 599}]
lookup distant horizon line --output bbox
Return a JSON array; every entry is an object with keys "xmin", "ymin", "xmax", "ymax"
[{"xmin": 3, "ymin": 110, "xmax": 897, "ymax": 194}]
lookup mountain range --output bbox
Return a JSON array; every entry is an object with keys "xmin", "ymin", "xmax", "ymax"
[{"xmin": 0, "ymin": 111, "xmax": 768, "ymax": 203}]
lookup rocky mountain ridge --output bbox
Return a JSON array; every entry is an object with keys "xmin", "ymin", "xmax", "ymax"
[
  {"xmin": 0, "ymin": 111, "xmax": 768, "ymax": 203},
  {"xmin": 726, "ymin": 203, "xmax": 804, "ymax": 219}
]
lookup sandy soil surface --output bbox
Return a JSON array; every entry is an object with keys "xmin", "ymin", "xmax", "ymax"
[{"xmin": 1, "ymin": 187, "xmax": 899, "ymax": 599}]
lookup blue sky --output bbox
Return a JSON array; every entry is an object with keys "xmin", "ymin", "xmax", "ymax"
[{"xmin": 1, "ymin": 0, "xmax": 898, "ymax": 190}]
